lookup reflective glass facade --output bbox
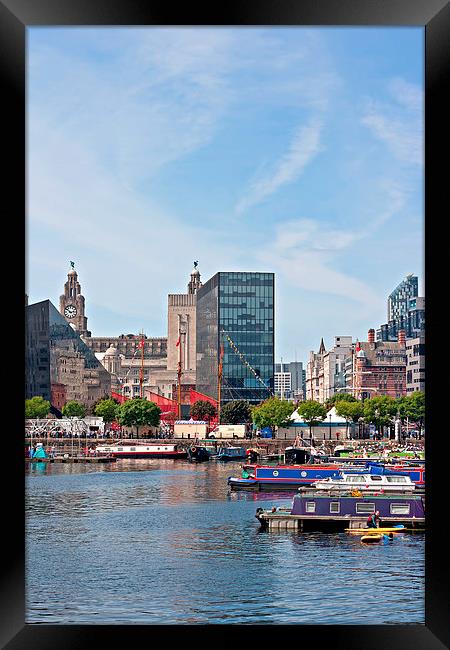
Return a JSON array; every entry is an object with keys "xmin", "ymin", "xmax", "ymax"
[
  {"xmin": 26, "ymin": 300, "xmax": 111, "ymax": 410},
  {"xmin": 196, "ymin": 272, "xmax": 274, "ymax": 405}
]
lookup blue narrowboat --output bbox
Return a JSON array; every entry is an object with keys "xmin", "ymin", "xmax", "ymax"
[
  {"xmin": 228, "ymin": 460, "xmax": 425, "ymax": 490},
  {"xmin": 228, "ymin": 463, "xmax": 343, "ymax": 489}
]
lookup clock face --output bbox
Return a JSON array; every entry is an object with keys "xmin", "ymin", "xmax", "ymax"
[{"xmin": 64, "ymin": 304, "xmax": 77, "ymax": 318}]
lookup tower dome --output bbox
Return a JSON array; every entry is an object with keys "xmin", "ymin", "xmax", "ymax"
[{"xmin": 104, "ymin": 344, "xmax": 119, "ymax": 357}]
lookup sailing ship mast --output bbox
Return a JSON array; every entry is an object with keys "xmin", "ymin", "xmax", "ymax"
[
  {"xmin": 218, "ymin": 335, "xmax": 224, "ymax": 423},
  {"xmin": 177, "ymin": 323, "xmax": 182, "ymax": 419},
  {"xmin": 139, "ymin": 331, "xmax": 145, "ymax": 398}
]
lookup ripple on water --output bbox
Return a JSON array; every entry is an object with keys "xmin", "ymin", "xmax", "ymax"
[{"xmin": 26, "ymin": 462, "xmax": 425, "ymax": 625}]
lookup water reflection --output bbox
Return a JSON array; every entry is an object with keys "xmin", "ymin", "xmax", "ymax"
[{"xmin": 26, "ymin": 460, "xmax": 424, "ymax": 625}]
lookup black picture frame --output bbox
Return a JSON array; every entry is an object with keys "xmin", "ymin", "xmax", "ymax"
[{"xmin": 3, "ymin": 0, "xmax": 449, "ymax": 647}]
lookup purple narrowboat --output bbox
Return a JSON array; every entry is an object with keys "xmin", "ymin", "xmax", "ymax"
[{"xmin": 256, "ymin": 492, "xmax": 425, "ymax": 531}]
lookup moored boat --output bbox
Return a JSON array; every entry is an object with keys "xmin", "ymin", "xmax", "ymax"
[
  {"xmin": 228, "ymin": 463, "xmax": 343, "ymax": 490},
  {"xmin": 311, "ymin": 471, "xmax": 417, "ymax": 493},
  {"xmin": 216, "ymin": 446, "xmax": 247, "ymax": 461},
  {"xmin": 95, "ymin": 443, "xmax": 188, "ymax": 459},
  {"xmin": 187, "ymin": 444, "xmax": 210, "ymax": 462},
  {"xmin": 256, "ymin": 491, "xmax": 425, "ymax": 531},
  {"xmin": 228, "ymin": 459, "xmax": 425, "ymax": 491}
]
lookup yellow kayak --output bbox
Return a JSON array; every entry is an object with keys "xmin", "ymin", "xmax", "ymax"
[
  {"xmin": 361, "ymin": 534, "xmax": 383, "ymax": 543},
  {"xmin": 346, "ymin": 526, "xmax": 405, "ymax": 534}
]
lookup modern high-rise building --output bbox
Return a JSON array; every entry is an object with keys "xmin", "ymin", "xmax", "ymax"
[
  {"xmin": 388, "ymin": 274, "xmax": 418, "ymax": 322},
  {"xmin": 26, "ymin": 300, "xmax": 111, "ymax": 412},
  {"xmin": 378, "ymin": 274, "xmax": 424, "ymax": 342},
  {"xmin": 274, "ymin": 361, "xmax": 305, "ymax": 400},
  {"xmin": 196, "ymin": 272, "xmax": 274, "ymax": 405}
]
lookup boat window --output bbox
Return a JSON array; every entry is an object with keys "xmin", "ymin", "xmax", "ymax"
[
  {"xmin": 386, "ymin": 476, "xmax": 407, "ymax": 483},
  {"xmin": 306, "ymin": 502, "xmax": 316, "ymax": 513},
  {"xmin": 390, "ymin": 503, "xmax": 410, "ymax": 515},
  {"xmin": 330, "ymin": 502, "xmax": 340, "ymax": 513},
  {"xmin": 351, "ymin": 476, "xmax": 365, "ymax": 483},
  {"xmin": 370, "ymin": 476, "xmax": 383, "ymax": 481},
  {"xmin": 355, "ymin": 503, "xmax": 375, "ymax": 514},
  {"xmin": 130, "ymin": 447, "xmax": 136, "ymax": 451},
  {"xmin": 117, "ymin": 448, "xmax": 123, "ymax": 451}
]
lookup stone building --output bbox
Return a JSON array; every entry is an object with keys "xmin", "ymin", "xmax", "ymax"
[
  {"xmin": 305, "ymin": 338, "xmax": 326, "ymax": 402},
  {"xmin": 348, "ymin": 329, "xmax": 407, "ymax": 400},
  {"xmin": 306, "ymin": 336, "xmax": 353, "ymax": 404},
  {"xmin": 59, "ymin": 263, "xmax": 91, "ymax": 336},
  {"xmin": 79, "ymin": 265, "xmax": 200, "ymax": 399},
  {"xmin": 167, "ymin": 264, "xmax": 202, "ymax": 378}
]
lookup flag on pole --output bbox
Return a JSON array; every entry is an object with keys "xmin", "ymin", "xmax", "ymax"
[{"xmin": 138, "ymin": 338, "xmax": 145, "ymax": 349}]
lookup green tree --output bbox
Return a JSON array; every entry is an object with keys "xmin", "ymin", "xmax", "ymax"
[
  {"xmin": 94, "ymin": 398, "xmax": 120, "ymax": 423},
  {"xmin": 325, "ymin": 393, "xmax": 357, "ymax": 410},
  {"xmin": 190, "ymin": 400, "xmax": 217, "ymax": 422},
  {"xmin": 398, "ymin": 391, "xmax": 425, "ymax": 437},
  {"xmin": 117, "ymin": 398, "xmax": 161, "ymax": 437},
  {"xmin": 62, "ymin": 400, "xmax": 86, "ymax": 418},
  {"xmin": 363, "ymin": 396, "xmax": 397, "ymax": 438},
  {"xmin": 25, "ymin": 396, "xmax": 50, "ymax": 419},
  {"xmin": 296, "ymin": 400, "xmax": 327, "ymax": 441},
  {"xmin": 220, "ymin": 400, "xmax": 252, "ymax": 425},
  {"xmin": 335, "ymin": 400, "xmax": 364, "ymax": 439},
  {"xmin": 251, "ymin": 397, "xmax": 296, "ymax": 432}
]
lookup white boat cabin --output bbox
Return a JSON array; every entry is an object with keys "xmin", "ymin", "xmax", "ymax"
[{"xmin": 312, "ymin": 472, "xmax": 416, "ymax": 492}]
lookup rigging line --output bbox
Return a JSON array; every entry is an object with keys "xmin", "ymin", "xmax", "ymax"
[
  {"xmin": 221, "ymin": 375, "xmax": 245, "ymax": 402},
  {"xmin": 221, "ymin": 329, "xmax": 273, "ymax": 396}
]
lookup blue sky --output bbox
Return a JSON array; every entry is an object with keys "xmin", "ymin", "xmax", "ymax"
[{"xmin": 27, "ymin": 27, "xmax": 424, "ymax": 364}]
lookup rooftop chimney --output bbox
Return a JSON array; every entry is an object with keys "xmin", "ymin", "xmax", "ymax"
[
  {"xmin": 368, "ymin": 329, "xmax": 375, "ymax": 343},
  {"xmin": 398, "ymin": 329, "xmax": 406, "ymax": 346}
]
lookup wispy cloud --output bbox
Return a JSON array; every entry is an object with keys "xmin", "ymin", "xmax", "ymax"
[
  {"xmin": 235, "ymin": 118, "xmax": 324, "ymax": 214},
  {"xmin": 361, "ymin": 78, "xmax": 423, "ymax": 166}
]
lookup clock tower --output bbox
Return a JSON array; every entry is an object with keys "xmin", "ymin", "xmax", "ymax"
[{"xmin": 59, "ymin": 262, "xmax": 91, "ymax": 337}]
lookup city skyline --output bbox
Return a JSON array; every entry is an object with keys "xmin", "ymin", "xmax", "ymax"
[{"xmin": 27, "ymin": 27, "xmax": 424, "ymax": 362}]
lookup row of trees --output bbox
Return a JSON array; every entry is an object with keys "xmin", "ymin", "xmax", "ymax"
[
  {"xmin": 25, "ymin": 396, "xmax": 88, "ymax": 419},
  {"xmin": 26, "ymin": 391, "xmax": 425, "ymax": 438},
  {"xmin": 193, "ymin": 393, "xmax": 425, "ymax": 439},
  {"xmin": 25, "ymin": 396, "xmax": 161, "ymax": 437}
]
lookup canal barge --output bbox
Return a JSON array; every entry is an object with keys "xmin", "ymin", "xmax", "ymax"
[
  {"xmin": 187, "ymin": 444, "xmax": 211, "ymax": 462},
  {"xmin": 255, "ymin": 491, "xmax": 425, "ymax": 532},
  {"xmin": 95, "ymin": 443, "xmax": 188, "ymax": 459},
  {"xmin": 228, "ymin": 460, "xmax": 425, "ymax": 491},
  {"xmin": 228, "ymin": 463, "xmax": 342, "ymax": 490},
  {"xmin": 215, "ymin": 446, "xmax": 247, "ymax": 461}
]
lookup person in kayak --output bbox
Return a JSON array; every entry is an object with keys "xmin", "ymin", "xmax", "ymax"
[{"xmin": 367, "ymin": 511, "xmax": 381, "ymax": 528}]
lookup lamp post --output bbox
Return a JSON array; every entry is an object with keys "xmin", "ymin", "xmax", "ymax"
[{"xmin": 329, "ymin": 412, "xmax": 332, "ymax": 441}]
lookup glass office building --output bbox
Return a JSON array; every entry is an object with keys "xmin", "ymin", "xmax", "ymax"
[
  {"xmin": 388, "ymin": 274, "xmax": 418, "ymax": 322},
  {"xmin": 26, "ymin": 300, "xmax": 111, "ymax": 411},
  {"xmin": 196, "ymin": 272, "xmax": 274, "ymax": 405}
]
